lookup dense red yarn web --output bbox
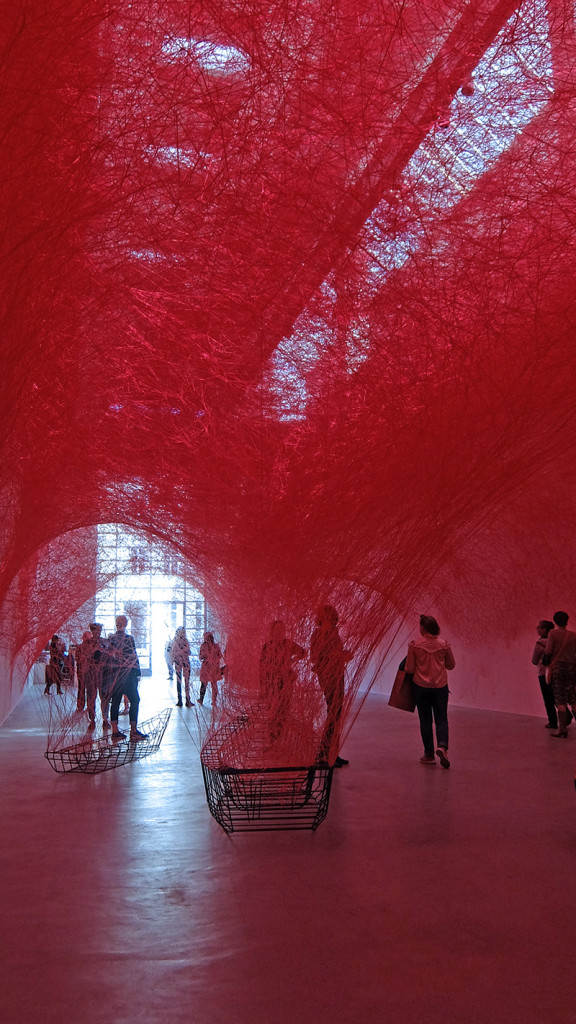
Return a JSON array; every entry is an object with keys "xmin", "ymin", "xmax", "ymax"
[{"xmin": 2, "ymin": 1, "xmax": 576, "ymax": 761}]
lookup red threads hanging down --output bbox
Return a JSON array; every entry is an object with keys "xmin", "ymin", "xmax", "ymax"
[{"xmin": 2, "ymin": 0, "xmax": 576, "ymax": 754}]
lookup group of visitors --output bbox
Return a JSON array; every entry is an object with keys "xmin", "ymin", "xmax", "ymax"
[
  {"xmin": 73, "ymin": 617, "xmax": 147, "ymax": 741},
  {"xmin": 395, "ymin": 608, "xmax": 576, "ymax": 772},
  {"xmin": 164, "ymin": 629, "xmax": 223, "ymax": 708},
  {"xmin": 40, "ymin": 605, "xmax": 456, "ymax": 770},
  {"xmin": 42, "ymin": 605, "xmax": 576, "ymax": 770},
  {"xmin": 162, "ymin": 606, "xmax": 355, "ymax": 768},
  {"xmin": 41, "ymin": 599, "xmax": 460, "ymax": 772},
  {"xmin": 532, "ymin": 611, "xmax": 576, "ymax": 737},
  {"xmin": 163, "ymin": 606, "xmax": 354, "ymax": 768}
]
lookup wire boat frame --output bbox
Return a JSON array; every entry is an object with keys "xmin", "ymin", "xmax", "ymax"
[
  {"xmin": 44, "ymin": 708, "xmax": 172, "ymax": 774},
  {"xmin": 201, "ymin": 709, "xmax": 334, "ymax": 833}
]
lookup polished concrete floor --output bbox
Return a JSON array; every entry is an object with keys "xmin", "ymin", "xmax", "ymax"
[{"xmin": 1, "ymin": 679, "xmax": 576, "ymax": 1024}]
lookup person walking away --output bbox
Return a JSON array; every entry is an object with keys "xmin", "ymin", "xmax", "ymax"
[{"xmin": 405, "ymin": 614, "xmax": 455, "ymax": 768}]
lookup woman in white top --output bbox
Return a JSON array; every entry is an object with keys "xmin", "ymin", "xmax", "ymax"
[
  {"xmin": 405, "ymin": 614, "xmax": 455, "ymax": 768},
  {"xmin": 172, "ymin": 627, "xmax": 193, "ymax": 708}
]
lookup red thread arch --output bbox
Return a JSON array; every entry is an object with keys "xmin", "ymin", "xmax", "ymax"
[{"xmin": 1, "ymin": 0, "xmax": 576, "ymax": 740}]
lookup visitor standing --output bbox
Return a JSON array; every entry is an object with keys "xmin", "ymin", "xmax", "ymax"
[
  {"xmin": 259, "ymin": 621, "xmax": 305, "ymax": 743},
  {"xmin": 310, "ymin": 606, "xmax": 352, "ymax": 767},
  {"xmin": 108, "ymin": 615, "xmax": 147, "ymax": 740},
  {"xmin": 544, "ymin": 610, "xmax": 576, "ymax": 738},
  {"xmin": 164, "ymin": 637, "xmax": 174, "ymax": 683},
  {"xmin": 532, "ymin": 619, "xmax": 557, "ymax": 729},
  {"xmin": 198, "ymin": 632, "xmax": 223, "ymax": 706},
  {"xmin": 83, "ymin": 623, "xmax": 108, "ymax": 728},
  {"xmin": 44, "ymin": 635, "xmax": 65, "ymax": 695},
  {"xmin": 172, "ymin": 626, "xmax": 193, "ymax": 707}
]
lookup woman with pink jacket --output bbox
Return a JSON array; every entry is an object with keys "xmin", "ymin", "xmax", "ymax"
[{"xmin": 405, "ymin": 614, "xmax": 455, "ymax": 768}]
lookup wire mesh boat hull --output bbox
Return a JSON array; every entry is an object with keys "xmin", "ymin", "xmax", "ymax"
[
  {"xmin": 201, "ymin": 711, "xmax": 333, "ymax": 833},
  {"xmin": 44, "ymin": 708, "xmax": 172, "ymax": 774}
]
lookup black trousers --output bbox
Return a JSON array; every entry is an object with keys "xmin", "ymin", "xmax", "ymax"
[
  {"xmin": 413, "ymin": 683, "xmax": 449, "ymax": 756},
  {"xmin": 44, "ymin": 664, "xmax": 63, "ymax": 693},
  {"xmin": 538, "ymin": 674, "xmax": 558, "ymax": 727},
  {"xmin": 110, "ymin": 671, "xmax": 140, "ymax": 725}
]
